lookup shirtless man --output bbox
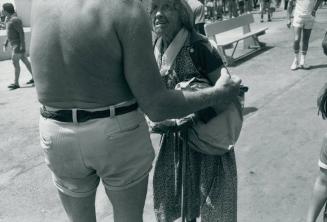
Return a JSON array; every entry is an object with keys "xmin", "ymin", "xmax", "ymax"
[
  {"xmin": 2, "ymin": 3, "xmax": 33, "ymax": 90},
  {"xmin": 30, "ymin": 1, "xmax": 241, "ymax": 221}
]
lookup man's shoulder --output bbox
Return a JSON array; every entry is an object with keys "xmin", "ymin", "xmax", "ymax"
[
  {"xmin": 119, "ymin": 0, "xmax": 146, "ymax": 19},
  {"xmin": 114, "ymin": 1, "xmax": 149, "ymax": 31},
  {"xmin": 7, "ymin": 16, "xmax": 22, "ymax": 26}
]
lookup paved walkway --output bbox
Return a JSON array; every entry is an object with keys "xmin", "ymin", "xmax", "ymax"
[{"xmin": 0, "ymin": 7, "xmax": 327, "ymax": 222}]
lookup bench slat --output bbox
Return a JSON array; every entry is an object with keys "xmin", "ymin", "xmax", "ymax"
[
  {"xmin": 204, "ymin": 14, "xmax": 254, "ymax": 36},
  {"xmin": 216, "ymin": 27, "xmax": 268, "ymax": 46}
]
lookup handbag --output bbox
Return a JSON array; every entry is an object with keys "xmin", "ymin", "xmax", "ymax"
[
  {"xmin": 175, "ymin": 77, "xmax": 243, "ymax": 155},
  {"xmin": 322, "ymin": 31, "xmax": 327, "ymax": 56}
]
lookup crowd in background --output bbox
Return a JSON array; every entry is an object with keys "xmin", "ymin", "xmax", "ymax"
[{"xmin": 201, "ymin": 0, "xmax": 309, "ymax": 21}]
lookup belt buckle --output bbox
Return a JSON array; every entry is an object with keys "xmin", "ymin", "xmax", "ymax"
[
  {"xmin": 110, "ymin": 106, "xmax": 115, "ymax": 118},
  {"xmin": 72, "ymin": 109, "xmax": 78, "ymax": 123}
]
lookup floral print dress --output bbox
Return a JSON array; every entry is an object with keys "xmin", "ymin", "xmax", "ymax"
[{"xmin": 153, "ymin": 32, "xmax": 238, "ymax": 222}]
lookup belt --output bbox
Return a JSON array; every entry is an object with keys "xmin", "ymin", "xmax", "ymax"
[{"xmin": 40, "ymin": 103, "xmax": 138, "ymax": 123}]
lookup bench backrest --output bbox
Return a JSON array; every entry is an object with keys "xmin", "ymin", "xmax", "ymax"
[{"xmin": 204, "ymin": 14, "xmax": 254, "ymax": 37}]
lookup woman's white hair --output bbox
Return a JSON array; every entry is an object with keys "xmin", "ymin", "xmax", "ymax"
[
  {"xmin": 150, "ymin": 0, "xmax": 195, "ymax": 31},
  {"xmin": 175, "ymin": 0, "xmax": 195, "ymax": 31}
]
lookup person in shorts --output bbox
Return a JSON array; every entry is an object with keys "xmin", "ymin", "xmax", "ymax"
[
  {"xmin": 30, "ymin": 0, "xmax": 242, "ymax": 221},
  {"xmin": 290, "ymin": 0, "xmax": 323, "ymax": 70},
  {"xmin": 2, "ymin": 3, "xmax": 33, "ymax": 90}
]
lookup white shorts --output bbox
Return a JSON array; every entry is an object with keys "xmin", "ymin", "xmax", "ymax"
[
  {"xmin": 39, "ymin": 104, "xmax": 154, "ymax": 197},
  {"xmin": 292, "ymin": 15, "xmax": 315, "ymax": 29}
]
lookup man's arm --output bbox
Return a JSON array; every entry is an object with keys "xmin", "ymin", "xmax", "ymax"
[
  {"xmin": 116, "ymin": 2, "xmax": 240, "ymax": 122},
  {"xmin": 312, "ymin": 0, "xmax": 323, "ymax": 16}
]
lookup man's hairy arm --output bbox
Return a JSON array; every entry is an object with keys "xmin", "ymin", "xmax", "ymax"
[{"xmin": 116, "ymin": 1, "xmax": 239, "ymax": 122}]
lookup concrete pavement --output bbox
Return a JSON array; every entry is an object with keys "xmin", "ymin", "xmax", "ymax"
[{"xmin": 0, "ymin": 6, "xmax": 327, "ymax": 222}]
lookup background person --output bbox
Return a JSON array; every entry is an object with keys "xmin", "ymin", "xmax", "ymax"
[
  {"xmin": 228, "ymin": 0, "xmax": 239, "ymax": 18},
  {"xmin": 206, "ymin": 0, "xmax": 215, "ymax": 20},
  {"xmin": 290, "ymin": 0, "xmax": 323, "ymax": 70},
  {"xmin": 306, "ymin": 83, "xmax": 327, "ymax": 222},
  {"xmin": 30, "ymin": 0, "xmax": 241, "ymax": 222},
  {"xmin": 2, "ymin": 3, "xmax": 33, "ymax": 90},
  {"xmin": 186, "ymin": 0, "xmax": 206, "ymax": 35},
  {"xmin": 150, "ymin": 0, "xmax": 238, "ymax": 221},
  {"xmin": 260, "ymin": 0, "xmax": 272, "ymax": 22}
]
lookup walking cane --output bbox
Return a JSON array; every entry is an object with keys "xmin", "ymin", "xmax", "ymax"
[
  {"xmin": 324, "ymin": 202, "xmax": 327, "ymax": 222},
  {"xmin": 180, "ymin": 130, "xmax": 188, "ymax": 222}
]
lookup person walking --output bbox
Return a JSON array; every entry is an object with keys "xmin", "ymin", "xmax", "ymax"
[
  {"xmin": 2, "ymin": 3, "xmax": 33, "ymax": 90},
  {"xmin": 290, "ymin": 0, "xmax": 323, "ymax": 70},
  {"xmin": 260, "ymin": 0, "xmax": 272, "ymax": 22},
  {"xmin": 206, "ymin": 0, "xmax": 215, "ymax": 20}
]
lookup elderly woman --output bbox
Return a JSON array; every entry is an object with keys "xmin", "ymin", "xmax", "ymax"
[{"xmin": 150, "ymin": 0, "xmax": 238, "ymax": 221}]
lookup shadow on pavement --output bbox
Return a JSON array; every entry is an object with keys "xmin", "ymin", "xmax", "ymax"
[
  {"xmin": 309, "ymin": 63, "xmax": 327, "ymax": 70},
  {"xmin": 229, "ymin": 46, "xmax": 275, "ymax": 67},
  {"xmin": 243, "ymin": 106, "xmax": 258, "ymax": 116}
]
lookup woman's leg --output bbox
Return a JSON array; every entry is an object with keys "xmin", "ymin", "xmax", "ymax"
[{"xmin": 106, "ymin": 176, "xmax": 149, "ymax": 222}]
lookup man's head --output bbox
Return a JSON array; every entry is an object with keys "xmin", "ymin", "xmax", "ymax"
[{"xmin": 2, "ymin": 3, "xmax": 15, "ymax": 17}]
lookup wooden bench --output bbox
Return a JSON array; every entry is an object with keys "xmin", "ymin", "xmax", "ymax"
[{"xmin": 204, "ymin": 14, "xmax": 268, "ymax": 66}]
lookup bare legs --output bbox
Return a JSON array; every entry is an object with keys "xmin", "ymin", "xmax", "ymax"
[
  {"xmin": 106, "ymin": 176, "xmax": 149, "ymax": 222},
  {"xmin": 58, "ymin": 176, "xmax": 149, "ymax": 222},
  {"xmin": 21, "ymin": 55, "xmax": 33, "ymax": 75},
  {"xmin": 291, "ymin": 26, "xmax": 312, "ymax": 70},
  {"xmin": 58, "ymin": 191, "xmax": 97, "ymax": 222},
  {"xmin": 12, "ymin": 55, "xmax": 21, "ymax": 86},
  {"xmin": 260, "ymin": 1, "xmax": 271, "ymax": 22},
  {"xmin": 301, "ymin": 28, "xmax": 312, "ymax": 55},
  {"xmin": 293, "ymin": 26, "xmax": 302, "ymax": 55},
  {"xmin": 10, "ymin": 53, "xmax": 33, "ymax": 88}
]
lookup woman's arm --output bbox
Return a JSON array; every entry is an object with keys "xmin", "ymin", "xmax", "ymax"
[{"xmin": 307, "ymin": 168, "xmax": 327, "ymax": 222}]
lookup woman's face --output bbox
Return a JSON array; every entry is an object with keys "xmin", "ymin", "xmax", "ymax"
[{"xmin": 150, "ymin": 0, "xmax": 182, "ymax": 39}]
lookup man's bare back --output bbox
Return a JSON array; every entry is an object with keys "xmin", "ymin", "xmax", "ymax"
[
  {"xmin": 31, "ymin": 0, "xmax": 136, "ymax": 108},
  {"xmin": 31, "ymin": 0, "xmax": 240, "ymax": 121}
]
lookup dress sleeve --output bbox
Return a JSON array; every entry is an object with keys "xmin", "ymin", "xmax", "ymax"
[
  {"xmin": 319, "ymin": 133, "xmax": 327, "ymax": 169},
  {"xmin": 190, "ymin": 39, "xmax": 224, "ymax": 78}
]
